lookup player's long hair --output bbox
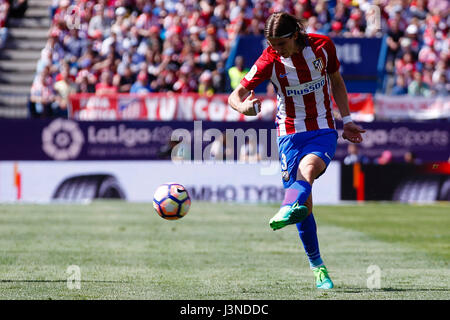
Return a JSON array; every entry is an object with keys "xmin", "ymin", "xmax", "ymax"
[{"xmin": 264, "ymin": 12, "xmax": 308, "ymax": 48}]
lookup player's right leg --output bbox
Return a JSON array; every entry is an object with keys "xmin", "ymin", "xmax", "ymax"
[{"xmin": 270, "ymin": 152, "xmax": 326, "ymax": 230}]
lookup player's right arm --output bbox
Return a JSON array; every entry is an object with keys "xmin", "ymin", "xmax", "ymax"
[
  {"xmin": 228, "ymin": 84, "xmax": 261, "ymax": 116},
  {"xmin": 228, "ymin": 48, "xmax": 274, "ymax": 117}
]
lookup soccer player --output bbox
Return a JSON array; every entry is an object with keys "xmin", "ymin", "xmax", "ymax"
[{"xmin": 228, "ymin": 12, "xmax": 365, "ymax": 289}]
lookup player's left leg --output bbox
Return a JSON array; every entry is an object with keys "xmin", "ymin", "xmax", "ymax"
[
  {"xmin": 276, "ymin": 130, "xmax": 337, "ymax": 288},
  {"xmin": 271, "ymin": 152, "xmax": 334, "ymax": 288},
  {"xmin": 294, "ymin": 137, "xmax": 337, "ymax": 289},
  {"xmin": 296, "ymin": 195, "xmax": 333, "ymax": 289}
]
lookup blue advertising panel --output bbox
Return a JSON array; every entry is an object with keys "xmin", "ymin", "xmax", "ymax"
[
  {"xmin": 332, "ymin": 37, "xmax": 382, "ymax": 77},
  {"xmin": 0, "ymin": 119, "xmax": 448, "ymax": 164}
]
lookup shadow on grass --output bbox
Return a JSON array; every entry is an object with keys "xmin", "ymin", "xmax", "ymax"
[
  {"xmin": 335, "ymin": 286, "xmax": 450, "ymax": 294},
  {"xmin": 0, "ymin": 280, "xmax": 127, "ymax": 283}
]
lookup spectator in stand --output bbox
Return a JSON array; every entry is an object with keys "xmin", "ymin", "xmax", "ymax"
[
  {"xmin": 63, "ymin": 29, "xmax": 87, "ymax": 65},
  {"xmin": 92, "ymin": 49, "xmax": 119, "ymax": 75},
  {"xmin": 385, "ymin": 3, "xmax": 408, "ymax": 30},
  {"xmin": 228, "ymin": 55, "xmax": 249, "ymax": 90},
  {"xmin": 95, "ymin": 70, "xmax": 118, "ymax": 95},
  {"xmin": 395, "ymin": 51, "xmax": 417, "ymax": 79},
  {"xmin": 110, "ymin": 6, "xmax": 130, "ymax": 40},
  {"xmin": 50, "ymin": 0, "xmax": 59, "ymax": 19},
  {"xmin": 410, "ymin": 0, "xmax": 428, "ymax": 21},
  {"xmin": 54, "ymin": 64, "xmax": 76, "ymax": 118},
  {"xmin": 391, "ymin": 74, "xmax": 409, "ymax": 95},
  {"xmin": 100, "ymin": 31, "xmax": 120, "ymax": 57},
  {"xmin": 75, "ymin": 70, "xmax": 96, "ymax": 94},
  {"xmin": 403, "ymin": 151, "xmax": 421, "ymax": 165},
  {"xmin": 88, "ymin": 3, "xmax": 111, "ymax": 39},
  {"xmin": 135, "ymin": 4, "xmax": 159, "ymax": 38},
  {"xmin": 431, "ymin": 60, "xmax": 449, "ymax": 87},
  {"xmin": 198, "ymin": 70, "xmax": 215, "ymax": 97},
  {"xmin": 314, "ymin": 0, "xmax": 331, "ymax": 34},
  {"xmin": 210, "ymin": 3, "xmax": 231, "ymax": 41},
  {"xmin": 211, "ymin": 60, "xmax": 227, "ymax": 93},
  {"xmin": 385, "ymin": 18, "xmax": 404, "ymax": 74},
  {"xmin": 306, "ymin": 15, "xmax": 322, "ymax": 34},
  {"xmin": 130, "ymin": 70, "xmax": 151, "ymax": 94},
  {"xmin": 137, "ymin": 25, "xmax": 162, "ymax": 59},
  {"xmin": 51, "ymin": 0, "xmax": 70, "ymax": 26},
  {"xmin": 432, "ymin": 73, "xmax": 450, "ymax": 96},
  {"xmin": 172, "ymin": 72, "xmax": 190, "ymax": 93},
  {"xmin": 376, "ymin": 150, "xmax": 393, "ymax": 165},
  {"xmin": 116, "ymin": 64, "xmax": 136, "ymax": 93},
  {"xmin": 403, "ymin": 23, "xmax": 421, "ymax": 57},
  {"xmin": 29, "ymin": 66, "xmax": 56, "ymax": 118},
  {"xmin": 331, "ymin": 1, "xmax": 350, "ymax": 26},
  {"xmin": 8, "ymin": 0, "xmax": 28, "ymax": 19},
  {"xmin": 422, "ymin": 68, "xmax": 434, "ymax": 87},
  {"xmin": 343, "ymin": 144, "xmax": 370, "ymax": 165},
  {"xmin": 0, "ymin": 0, "xmax": 9, "ymax": 49},
  {"xmin": 120, "ymin": 42, "xmax": 143, "ymax": 74},
  {"xmin": 408, "ymin": 71, "xmax": 432, "ymax": 97},
  {"xmin": 292, "ymin": 0, "xmax": 313, "ymax": 20},
  {"xmin": 328, "ymin": 20, "xmax": 344, "ymax": 37},
  {"xmin": 344, "ymin": 7, "xmax": 366, "ymax": 37}
]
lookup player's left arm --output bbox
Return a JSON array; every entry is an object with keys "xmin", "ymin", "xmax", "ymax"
[{"xmin": 328, "ymin": 71, "xmax": 366, "ymax": 144}]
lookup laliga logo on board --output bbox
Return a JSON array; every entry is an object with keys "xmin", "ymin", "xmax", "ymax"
[{"xmin": 42, "ymin": 119, "xmax": 84, "ymax": 160}]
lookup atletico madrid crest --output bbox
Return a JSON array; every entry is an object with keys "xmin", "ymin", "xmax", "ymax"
[{"xmin": 312, "ymin": 57, "xmax": 324, "ymax": 72}]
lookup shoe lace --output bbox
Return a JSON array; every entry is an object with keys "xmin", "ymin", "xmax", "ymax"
[{"xmin": 315, "ymin": 267, "xmax": 328, "ymax": 282}]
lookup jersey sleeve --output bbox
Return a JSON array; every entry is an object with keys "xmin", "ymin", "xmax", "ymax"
[
  {"xmin": 323, "ymin": 38, "xmax": 341, "ymax": 74},
  {"xmin": 240, "ymin": 48, "xmax": 274, "ymax": 91}
]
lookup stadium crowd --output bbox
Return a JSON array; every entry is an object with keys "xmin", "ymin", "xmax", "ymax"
[
  {"xmin": 0, "ymin": 0, "xmax": 28, "ymax": 48},
  {"xmin": 0, "ymin": 0, "xmax": 9, "ymax": 49},
  {"xmin": 26, "ymin": 0, "xmax": 449, "ymax": 118}
]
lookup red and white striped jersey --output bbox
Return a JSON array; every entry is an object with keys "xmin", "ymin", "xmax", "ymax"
[{"xmin": 240, "ymin": 33, "xmax": 340, "ymax": 137}]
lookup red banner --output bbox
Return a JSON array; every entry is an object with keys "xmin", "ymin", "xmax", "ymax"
[
  {"xmin": 375, "ymin": 94, "xmax": 450, "ymax": 120},
  {"xmin": 68, "ymin": 92, "xmax": 374, "ymax": 121},
  {"xmin": 333, "ymin": 93, "xmax": 374, "ymax": 122}
]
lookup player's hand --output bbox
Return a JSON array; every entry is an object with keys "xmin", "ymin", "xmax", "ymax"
[
  {"xmin": 241, "ymin": 90, "xmax": 261, "ymax": 116},
  {"xmin": 342, "ymin": 122, "xmax": 365, "ymax": 144}
]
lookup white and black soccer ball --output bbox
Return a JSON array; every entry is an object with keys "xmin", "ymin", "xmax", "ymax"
[{"xmin": 153, "ymin": 183, "xmax": 191, "ymax": 220}]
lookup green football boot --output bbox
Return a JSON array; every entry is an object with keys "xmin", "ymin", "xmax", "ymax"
[
  {"xmin": 269, "ymin": 202, "xmax": 309, "ymax": 231},
  {"xmin": 313, "ymin": 266, "xmax": 334, "ymax": 289}
]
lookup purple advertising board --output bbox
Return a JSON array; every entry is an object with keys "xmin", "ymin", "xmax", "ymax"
[{"xmin": 0, "ymin": 119, "xmax": 448, "ymax": 163}]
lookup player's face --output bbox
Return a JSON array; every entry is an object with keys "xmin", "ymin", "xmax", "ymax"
[{"xmin": 267, "ymin": 35, "xmax": 298, "ymax": 58}]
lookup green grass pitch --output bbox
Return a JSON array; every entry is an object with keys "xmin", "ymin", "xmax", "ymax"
[{"xmin": 0, "ymin": 201, "xmax": 448, "ymax": 300}]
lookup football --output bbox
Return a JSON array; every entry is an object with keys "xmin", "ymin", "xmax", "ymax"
[{"xmin": 153, "ymin": 183, "xmax": 191, "ymax": 220}]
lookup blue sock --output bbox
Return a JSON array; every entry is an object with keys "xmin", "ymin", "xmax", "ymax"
[
  {"xmin": 281, "ymin": 180, "xmax": 311, "ymax": 207},
  {"xmin": 296, "ymin": 213, "xmax": 323, "ymax": 268}
]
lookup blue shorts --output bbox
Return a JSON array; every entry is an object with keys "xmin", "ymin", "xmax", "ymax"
[{"xmin": 278, "ymin": 129, "xmax": 338, "ymax": 188}]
